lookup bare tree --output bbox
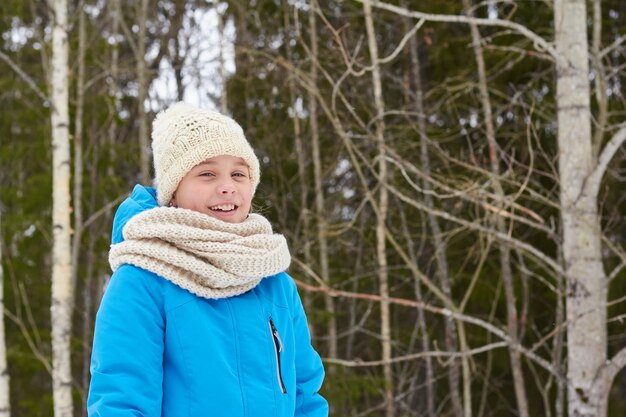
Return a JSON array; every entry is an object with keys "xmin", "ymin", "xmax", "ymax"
[
  {"xmin": 363, "ymin": 1, "xmax": 393, "ymax": 415},
  {"xmin": 49, "ymin": 0, "xmax": 73, "ymax": 415},
  {"xmin": 308, "ymin": 0, "xmax": 338, "ymax": 362},
  {"xmin": 353, "ymin": 1, "xmax": 626, "ymax": 416},
  {"xmin": 554, "ymin": 1, "xmax": 626, "ymax": 416},
  {"xmin": 462, "ymin": 1, "xmax": 529, "ymax": 416},
  {"xmin": 0, "ymin": 209, "xmax": 10, "ymax": 417},
  {"xmin": 404, "ymin": 14, "xmax": 441, "ymax": 417},
  {"xmin": 281, "ymin": 0, "xmax": 314, "ymax": 287},
  {"xmin": 73, "ymin": 2, "xmax": 88, "ymax": 412},
  {"xmin": 71, "ymin": 0, "xmax": 86, "ymax": 315}
]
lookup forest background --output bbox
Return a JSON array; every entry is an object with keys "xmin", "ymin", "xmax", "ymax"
[{"xmin": 0, "ymin": 1, "xmax": 625, "ymax": 417}]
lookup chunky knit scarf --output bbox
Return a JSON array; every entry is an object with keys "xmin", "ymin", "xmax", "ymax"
[{"xmin": 109, "ymin": 207, "xmax": 291, "ymax": 299}]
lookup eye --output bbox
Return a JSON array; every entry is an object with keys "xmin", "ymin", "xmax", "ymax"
[
  {"xmin": 199, "ymin": 171, "xmax": 215, "ymax": 177},
  {"xmin": 232, "ymin": 171, "xmax": 247, "ymax": 178}
]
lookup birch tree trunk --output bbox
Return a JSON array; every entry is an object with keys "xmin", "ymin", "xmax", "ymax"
[
  {"xmin": 363, "ymin": 2, "xmax": 393, "ymax": 415},
  {"xmin": 553, "ymin": 1, "xmax": 607, "ymax": 416},
  {"xmin": 0, "ymin": 209, "xmax": 10, "ymax": 417},
  {"xmin": 309, "ymin": 0, "xmax": 337, "ymax": 360},
  {"xmin": 50, "ymin": 0, "xmax": 74, "ymax": 415},
  {"xmin": 462, "ymin": 2, "xmax": 528, "ymax": 416}
]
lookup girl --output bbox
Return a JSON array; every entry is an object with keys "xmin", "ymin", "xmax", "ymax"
[{"xmin": 88, "ymin": 102, "xmax": 328, "ymax": 417}]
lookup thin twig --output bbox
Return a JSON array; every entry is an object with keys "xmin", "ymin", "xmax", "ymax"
[
  {"xmin": 324, "ymin": 342, "xmax": 508, "ymax": 367},
  {"xmin": 0, "ymin": 49, "xmax": 50, "ymax": 105}
]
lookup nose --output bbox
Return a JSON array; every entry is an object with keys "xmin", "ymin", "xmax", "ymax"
[{"xmin": 217, "ymin": 180, "xmax": 236, "ymax": 195}]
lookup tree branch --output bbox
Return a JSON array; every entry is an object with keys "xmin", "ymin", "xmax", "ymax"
[
  {"xmin": 4, "ymin": 309, "xmax": 52, "ymax": 375},
  {"xmin": 604, "ymin": 346, "xmax": 626, "ymax": 384},
  {"xmin": 600, "ymin": 33, "xmax": 626, "ymax": 59},
  {"xmin": 354, "ymin": 0, "xmax": 562, "ymax": 66},
  {"xmin": 591, "ymin": 345, "xmax": 626, "ymax": 408},
  {"xmin": 324, "ymin": 342, "xmax": 508, "ymax": 367},
  {"xmin": 0, "ymin": 50, "xmax": 50, "ymax": 105},
  {"xmin": 83, "ymin": 193, "xmax": 128, "ymax": 229},
  {"xmin": 385, "ymin": 182, "xmax": 564, "ymax": 276},
  {"xmin": 294, "ymin": 279, "xmax": 562, "ymax": 380},
  {"xmin": 588, "ymin": 126, "xmax": 626, "ymax": 200}
]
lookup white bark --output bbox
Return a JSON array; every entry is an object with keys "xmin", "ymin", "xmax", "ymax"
[
  {"xmin": 50, "ymin": 0, "xmax": 74, "ymax": 415},
  {"xmin": 363, "ymin": 2, "xmax": 393, "ymax": 416},
  {"xmin": 554, "ymin": 1, "xmax": 607, "ymax": 416},
  {"xmin": 588, "ymin": 126, "xmax": 626, "ymax": 202},
  {"xmin": 0, "ymin": 209, "xmax": 11, "ymax": 417}
]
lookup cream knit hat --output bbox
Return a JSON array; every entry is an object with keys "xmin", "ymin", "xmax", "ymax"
[{"xmin": 151, "ymin": 102, "xmax": 261, "ymax": 206}]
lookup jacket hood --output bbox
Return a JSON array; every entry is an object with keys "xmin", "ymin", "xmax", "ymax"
[{"xmin": 111, "ymin": 185, "xmax": 159, "ymax": 245}]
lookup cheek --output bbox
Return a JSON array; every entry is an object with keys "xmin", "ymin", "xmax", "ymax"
[
  {"xmin": 176, "ymin": 184, "xmax": 207, "ymax": 210},
  {"xmin": 240, "ymin": 186, "xmax": 254, "ymax": 206},
  {"xmin": 242, "ymin": 195, "xmax": 253, "ymax": 210}
]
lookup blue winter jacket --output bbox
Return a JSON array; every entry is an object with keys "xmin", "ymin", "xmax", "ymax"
[{"xmin": 88, "ymin": 185, "xmax": 328, "ymax": 417}]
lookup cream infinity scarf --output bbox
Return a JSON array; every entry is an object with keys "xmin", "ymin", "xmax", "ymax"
[{"xmin": 109, "ymin": 207, "xmax": 291, "ymax": 299}]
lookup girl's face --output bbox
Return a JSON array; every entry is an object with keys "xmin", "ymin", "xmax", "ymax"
[{"xmin": 170, "ymin": 155, "xmax": 253, "ymax": 223}]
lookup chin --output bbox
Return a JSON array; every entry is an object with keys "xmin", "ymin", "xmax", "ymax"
[{"xmin": 204, "ymin": 212, "xmax": 244, "ymax": 224}]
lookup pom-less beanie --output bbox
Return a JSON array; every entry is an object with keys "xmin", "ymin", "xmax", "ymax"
[{"xmin": 151, "ymin": 102, "xmax": 261, "ymax": 206}]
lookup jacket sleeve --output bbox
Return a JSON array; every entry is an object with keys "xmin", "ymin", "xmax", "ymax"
[
  {"xmin": 288, "ymin": 277, "xmax": 329, "ymax": 417},
  {"xmin": 88, "ymin": 265, "xmax": 165, "ymax": 417}
]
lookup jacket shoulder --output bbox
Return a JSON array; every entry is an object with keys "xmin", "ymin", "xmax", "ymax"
[
  {"xmin": 106, "ymin": 264, "xmax": 196, "ymax": 314},
  {"xmin": 254, "ymin": 271, "xmax": 298, "ymax": 309}
]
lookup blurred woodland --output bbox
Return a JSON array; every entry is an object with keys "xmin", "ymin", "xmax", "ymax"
[{"xmin": 1, "ymin": 0, "xmax": 626, "ymax": 416}]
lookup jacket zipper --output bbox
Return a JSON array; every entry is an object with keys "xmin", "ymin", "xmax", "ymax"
[{"xmin": 268, "ymin": 318, "xmax": 287, "ymax": 394}]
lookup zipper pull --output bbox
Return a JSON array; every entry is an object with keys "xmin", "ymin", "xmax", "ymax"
[
  {"xmin": 274, "ymin": 328, "xmax": 284, "ymax": 352},
  {"xmin": 270, "ymin": 318, "xmax": 284, "ymax": 352}
]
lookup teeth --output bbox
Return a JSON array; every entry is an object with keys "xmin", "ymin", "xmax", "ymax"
[{"xmin": 210, "ymin": 204, "xmax": 236, "ymax": 211}]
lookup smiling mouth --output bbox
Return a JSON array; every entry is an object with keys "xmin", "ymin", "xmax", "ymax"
[{"xmin": 209, "ymin": 204, "xmax": 238, "ymax": 212}]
